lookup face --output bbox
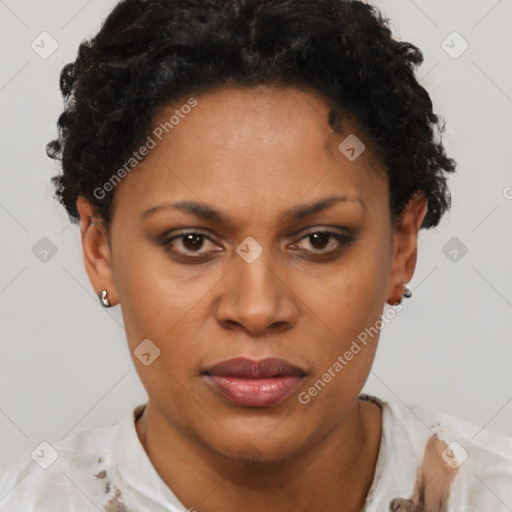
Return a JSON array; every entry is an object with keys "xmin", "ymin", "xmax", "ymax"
[{"xmin": 78, "ymin": 85, "xmax": 426, "ymax": 463}]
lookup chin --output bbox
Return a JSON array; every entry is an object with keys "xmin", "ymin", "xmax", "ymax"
[{"xmin": 203, "ymin": 423, "xmax": 310, "ymax": 466}]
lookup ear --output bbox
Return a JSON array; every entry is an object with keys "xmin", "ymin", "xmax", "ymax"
[
  {"xmin": 386, "ymin": 192, "xmax": 428, "ymax": 306},
  {"xmin": 76, "ymin": 196, "xmax": 119, "ymax": 306}
]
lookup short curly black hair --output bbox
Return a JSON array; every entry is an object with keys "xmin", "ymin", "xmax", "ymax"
[{"xmin": 46, "ymin": 0, "xmax": 456, "ymax": 233}]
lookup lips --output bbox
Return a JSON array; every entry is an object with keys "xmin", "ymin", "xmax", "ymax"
[
  {"xmin": 204, "ymin": 357, "xmax": 306, "ymax": 378},
  {"xmin": 202, "ymin": 357, "xmax": 306, "ymax": 407}
]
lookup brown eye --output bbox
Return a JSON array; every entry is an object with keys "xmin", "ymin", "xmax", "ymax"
[
  {"xmin": 292, "ymin": 230, "xmax": 354, "ymax": 255},
  {"xmin": 307, "ymin": 232, "xmax": 332, "ymax": 250},
  {"xmin": 181, "ymin": 233, "xmax": 205, "ymax": 251},
  {"xmin": 162, "ymin": 231, "xmax": 221, "ymax": 259}
]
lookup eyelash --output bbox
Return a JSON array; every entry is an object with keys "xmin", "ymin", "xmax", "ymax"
[{"xmin": 160, "ymin": 229, "xmax": 355, "ymax": 262}]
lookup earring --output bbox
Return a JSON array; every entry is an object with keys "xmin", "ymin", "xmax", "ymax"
[
  {"xmin": 403, "ymin": 283, "xmax": 412, "ymax": 299},
  {"xmin": 99, "ymin": 289, "xmax": 112, "ymax": 308}
]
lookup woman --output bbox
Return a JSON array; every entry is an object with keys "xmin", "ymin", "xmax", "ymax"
[{"xmin": 1, "ymin": 0, "xmax": 510, "ymax": 510}]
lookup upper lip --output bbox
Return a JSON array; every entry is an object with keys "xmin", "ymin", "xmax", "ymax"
[{"xmin": 203, "ymin": 357, "xmax": 306, "ymax": 378}]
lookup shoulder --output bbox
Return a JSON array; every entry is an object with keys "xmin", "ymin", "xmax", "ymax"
[
  {"xmin": 0, "ymin": 406, "xmax": 143, "ymax": 511},
  {"xmin": 379, "ymin": 396, "xmax": 512, "ymax": 510},
  {"xmin": 403, "ymin": 400, "xmax": 512, "ymax": 466}
]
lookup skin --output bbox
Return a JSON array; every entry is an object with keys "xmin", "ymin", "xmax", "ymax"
[{"xmin": 77, "ymin": 84, "xmax": 427, "ymax": 512}]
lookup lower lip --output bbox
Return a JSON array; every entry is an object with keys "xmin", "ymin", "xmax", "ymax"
[{"xmin": 204, "ymin": 375, "xmax": 304, "ymax": 407}]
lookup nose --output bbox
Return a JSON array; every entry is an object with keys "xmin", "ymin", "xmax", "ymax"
[{"xmin": 214, "ymin": 251, "xmax": 299, "ymax": 336}]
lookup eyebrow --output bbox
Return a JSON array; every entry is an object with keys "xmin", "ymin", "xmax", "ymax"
[{"xmin": 141, "ymin": 195, "xmax": 365, "ymax": 225}]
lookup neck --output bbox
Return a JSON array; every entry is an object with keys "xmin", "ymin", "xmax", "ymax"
[{"xmin": 135, "ymin": 397, "xmax": 382, "ymax": 512}]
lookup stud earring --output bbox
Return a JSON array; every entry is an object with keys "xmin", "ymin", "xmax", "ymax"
[
  {"xmin": 99, "ymin": 289, "xmax": 112, "ymax": 307},
  {"xmin": 403, "ymin": 283, "xmax": 412, "ymax": 299}
]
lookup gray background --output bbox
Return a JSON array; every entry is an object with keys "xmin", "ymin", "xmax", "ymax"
[{"xmin": 1, "ymin": 0, "xmax": 511, "ymax": 476}]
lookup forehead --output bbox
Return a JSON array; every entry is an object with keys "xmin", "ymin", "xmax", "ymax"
[{"xmin": 111, "ymin": 85, "xmax": 388, "ymax": 225}]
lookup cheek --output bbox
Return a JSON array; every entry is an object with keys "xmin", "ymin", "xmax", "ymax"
[
  {"xmin": 297, "ymin": 236, "xmax": 390, "ymax": 386},
  {"xmin": 300, "ymin": 240, "xmax": 389, "ymax": 341},
  {"xmin": 115, "ymin": 259, "xmax": 209, "ymax": 412},
  {"xmin": 114, "ymin": 240, "xmax": 204, "ymax": 335},
  {"xmin": 295, "ymin": 278, "xmax": 383, "ymax": 417},
  {"xmin": 114, "ymin": 247, "xmax": 225, "ymax": 392}
]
